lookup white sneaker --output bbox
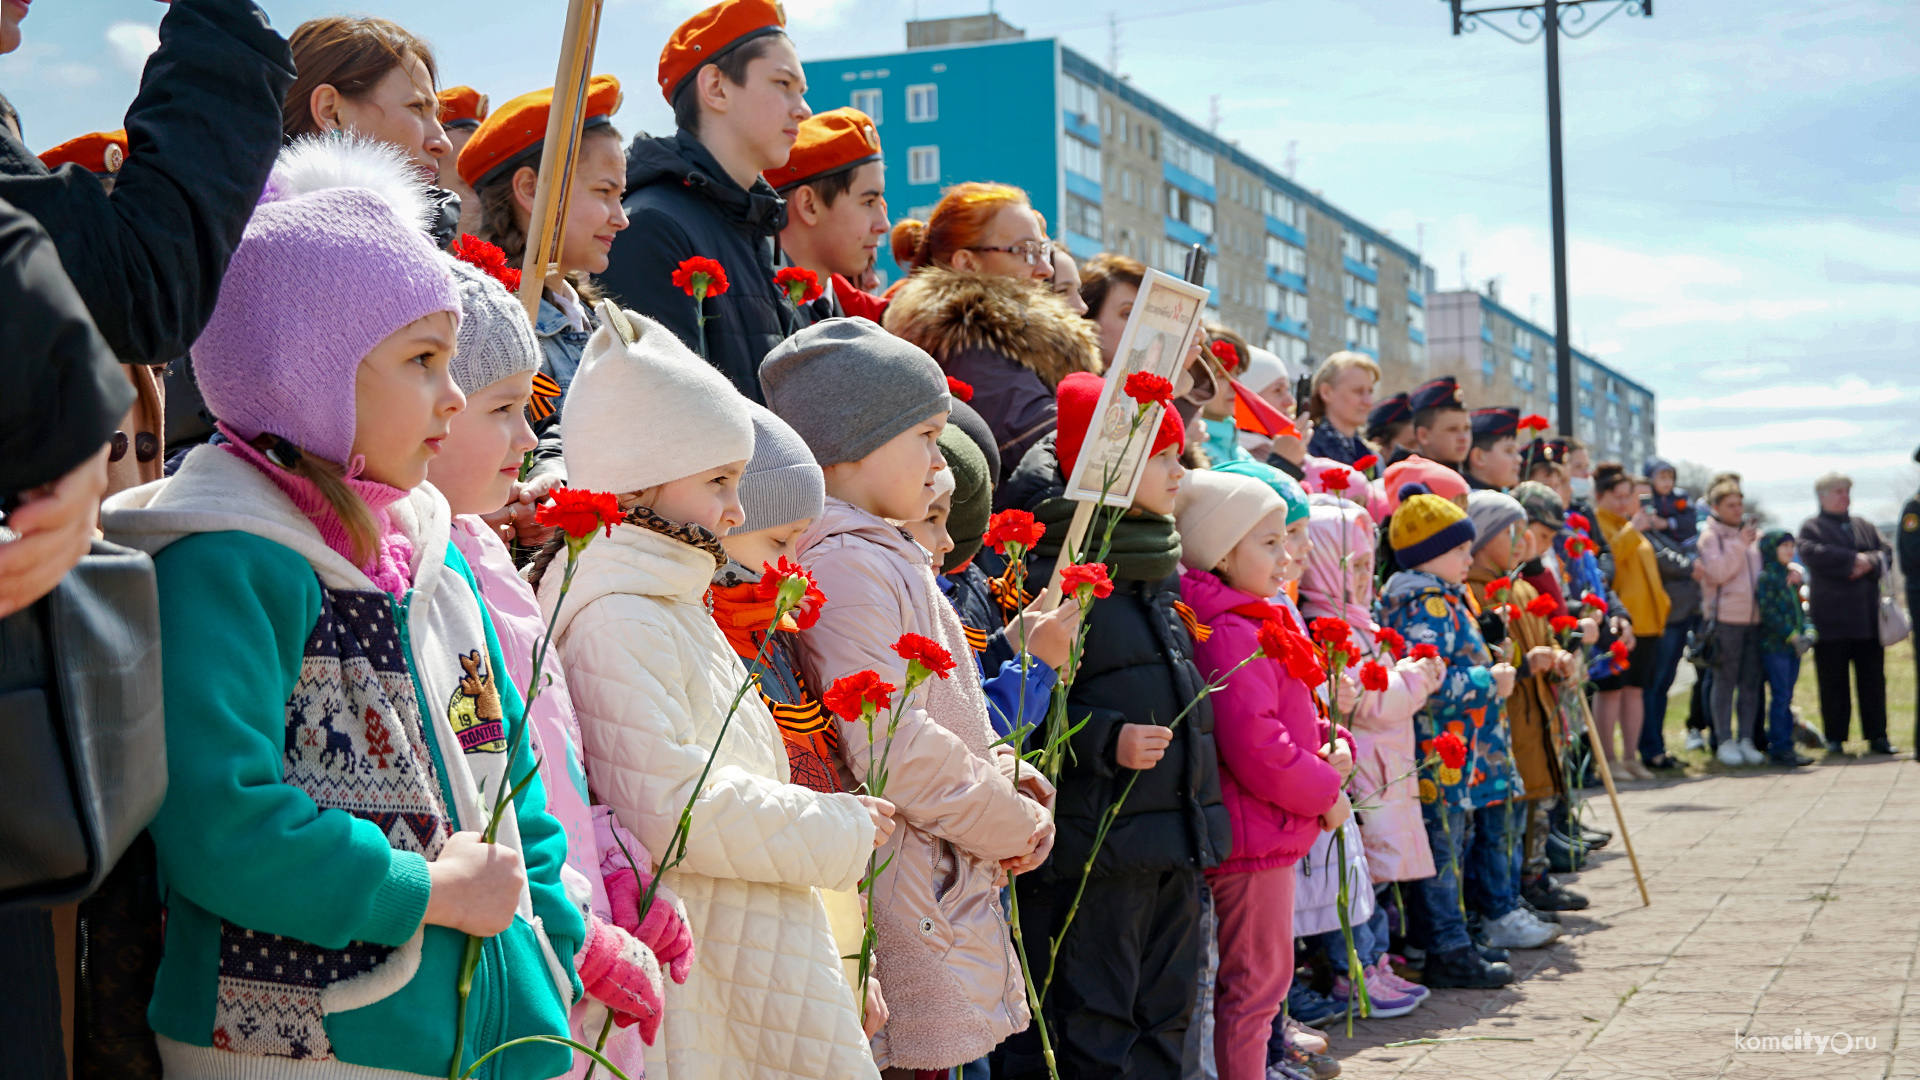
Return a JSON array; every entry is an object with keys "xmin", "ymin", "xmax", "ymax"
[
  {"xmin": 1481, "ymin": 907, "xmax": 1562, "ymax": 949},
  {"xmin": 1717, "ymin": 740, "xmax": 1747, "ymax": 766},
  {"xmin": 1738, "ymin": 738, "xmax": 1765, "ymax": 765},
  {"xmin": 1685, "ymin": 730, "xmax": 1707, "ymax": 752}
]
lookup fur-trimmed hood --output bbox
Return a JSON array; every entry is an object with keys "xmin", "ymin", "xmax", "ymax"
[{"xmin": 882, "ymin": 267, "xmax": 1102, "ymax": 388}]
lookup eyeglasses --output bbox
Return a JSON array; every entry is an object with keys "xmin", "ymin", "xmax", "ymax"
[{"xmin": 966, "ymin": 239, "xmax": 1053, "ymax": 266}]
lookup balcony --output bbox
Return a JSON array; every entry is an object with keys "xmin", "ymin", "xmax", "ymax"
[
  {"xmin": 1064, "ymin": 170, "xmax": 1102, "ymax": 204},
  {"xmin": 1266, "ymin": 264, "xmax": 1306, "ymax": 294},
  {"xmin": 1162, "ymin": 161, "xmax": 1216, "ymax": 205},
  {"xmin": 1344, "ymin": 299, "xmax": 1378, "ymax": 325},
  {"xmin": 1164, "ymin": 215, "xmax": 1215, "ymax": 253},
  {"xmin": 1062, "ymin": 110, "xmax": 1100, "ymax": 147},
  {"xmin": 1065, "ymin": 230, "xmax": 1102, "ymax": 260},
  {"xmin": 1266, "ymin": 312, "xmax": 1309, "ymax": 340},
  {"xmin": 1407, "ymin": 288, "xmax": 1424, "ymax": 308},
  {"xmin": 1513, "ymin": 340, "xmax": 1533, "ymax": 359},
  {"xmin": 1342, "ymin": 256, "xmax": 1377, "ymax": 284},
  {"xmin": 1265, "ymin": 215, "xmax": 1305, "ymax": 247},
  {"xmin": 1408, "ymin": 327, "xmax": 1425, "ymax": 346}
]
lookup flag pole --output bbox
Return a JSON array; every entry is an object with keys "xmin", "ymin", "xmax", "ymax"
[{"xmin": 517, "ymin": 0, "xmax": 606, "ymax": 322}]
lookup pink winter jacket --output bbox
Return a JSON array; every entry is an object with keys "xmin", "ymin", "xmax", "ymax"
[
  {"xmin": 795, "ymin": 497, "xmax": 1052, "ymax": 1071},
  {"xmin": 1698, "ymin": 515, "xmax": 1761, "ymax": 626},
  {"xmin": 1182, "ymin": 568, "xmax": 1346, "ymax": 874}
]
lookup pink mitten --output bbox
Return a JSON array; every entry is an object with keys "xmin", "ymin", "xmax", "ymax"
[
  {"xmin": 604, "ymin": 864, "xmax": 696, "ymax": 984},
  {"xmin": 576, "ymin": 917, "xmax": 664, "ymax": 1045}
]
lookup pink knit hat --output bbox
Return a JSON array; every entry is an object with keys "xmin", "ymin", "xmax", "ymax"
[{"xmin": 192, "ymin": 137, "xmax": 460, "ymax": 467}]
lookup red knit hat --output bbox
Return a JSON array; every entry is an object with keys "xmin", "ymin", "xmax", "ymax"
[
  {"xmin": 1054, "ymin": 371, "xmax": 1185, "ymax": 478},
  {"xmin": 658, "ymin": 0, "xmax": 787, "ymax": 103}
]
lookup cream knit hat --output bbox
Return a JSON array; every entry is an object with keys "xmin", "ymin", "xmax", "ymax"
[
  {"xmin": 1174, "ymin": 468, "xmax": 1287, "ymax": 572},
  {"xmin": 562, "ymin": 305, "xmax": 754, "ymax": 494}
]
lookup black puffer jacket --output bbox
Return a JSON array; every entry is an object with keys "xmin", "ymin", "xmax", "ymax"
[
  {"xmin": 1002, "ymin": 437, "xmax": 1231, "ymax": 882},
  {"xmin": 597, "ymin": 131, "xmax": 798, "ymax": 402}
]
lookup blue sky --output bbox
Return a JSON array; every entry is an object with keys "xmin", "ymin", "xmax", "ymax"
[{"xmin": 7, "ymin": 0, "xmax": 1917, "ymax": 525}]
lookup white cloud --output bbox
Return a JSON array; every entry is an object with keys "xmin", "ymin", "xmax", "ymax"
[
  {"xmin": 1615, "ymin": 296, "xmax": 1832, "ymax": 329},
  {"xmin": 48, "ymin": 63, "xmax": 101, "ymax": 88},
  {"xmin": 1661, "ymin": 377, "xmax": 1909, "ymax": 413},
  {"xmin": 105, "ymin": 22, "xmax": 160, "ymax": 76}
]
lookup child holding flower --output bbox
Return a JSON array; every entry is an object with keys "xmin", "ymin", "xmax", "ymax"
[{"xmin": 536, "ymin": 308, "xmax": 893, "ymax": 1079}]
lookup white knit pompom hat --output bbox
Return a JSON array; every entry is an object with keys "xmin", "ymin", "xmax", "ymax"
[{"xmin": 561, "ymin": 305, "xmax": 754, "ymax": 494}]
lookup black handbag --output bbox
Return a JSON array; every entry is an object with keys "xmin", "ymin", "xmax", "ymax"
[
  {"xmin": 0, "ymin": 539, "xmax": 166, "ymax": 910},
  {"xmin": 1684, "ymin": 614, "xmax": 1718, "ymax": 667}
]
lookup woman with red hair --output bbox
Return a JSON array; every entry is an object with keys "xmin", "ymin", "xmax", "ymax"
[{"xmin": 882, "ymin": 182, "xmax": 1101, "ymax": 487}]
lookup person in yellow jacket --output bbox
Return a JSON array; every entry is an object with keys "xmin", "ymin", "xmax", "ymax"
[{"xmin": 1589, "ymin": 462, "xmax": 1671, "ymax": 778}]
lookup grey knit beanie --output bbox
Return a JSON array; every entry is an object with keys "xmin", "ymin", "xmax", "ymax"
[
  {"xmin": 739, "ymin": 401, "xmax": 825, "ymax": 533},
  {"xmin": 759, "ymin": 317, "xmax": 951, "ymax": 466},
  {"xmin": 1467, "ymin": 489, "xmax": 1527, "ymax": 555},
  {"xmin": 445, "ymin": 257, "xmax": 542, "ymax": 395}
]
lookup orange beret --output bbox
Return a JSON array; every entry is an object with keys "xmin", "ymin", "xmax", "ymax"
[
  {"xmin": 766, "ymin": 107, "xmax": 881, "ymax": 192},
  {"xmin": 457, "ymin": 74, "xmax": 622, "ymax": 191},
  {"xmin": 39, "ymin": 130, "xmax": 127, "ymax": 175},
  {"xmin": 437, "ymin": 86, "xmax": 491, "ymax": 131},
  {"xmin": 658, "ymin": 0, "xmax": 786, "ymax": 104}
]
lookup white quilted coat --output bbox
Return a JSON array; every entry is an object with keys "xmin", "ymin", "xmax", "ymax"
[{"xmin": 540, "ymin": 524, "xmax": 880, "ymax": 1080}]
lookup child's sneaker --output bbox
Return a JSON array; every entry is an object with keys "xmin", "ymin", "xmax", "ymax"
[
  {"xmin": 1369, "ymin": 956, "xmax": 1430, "ymax": 1003},
  {"xmin": 1285, "ymin": 980, "xmax": 1345, "ymax": 1026},
  {"xmin": 1283, "ymin": 1039, "xmax": 1343, "ymax": 1079},
  {"xmin": 1284, "ymin": 1015, "xmax": 1330, "ymax": 1055},
  {"xmin": 1685, "ymin": 729, "xmax": 1707, "ymax": 751},
  {"xmin": 1737, "ymin": 737, "xmax": 1765, "ymax": 765},
  {"xmin": 1716, "ymin": 740, "xmax": 1747, "ymax": 766},
  {"xmin": 1331, "ymin": 969, "xmax": 1423, "ymax": 1019},
  {"xmin": 1481, "ymin": 907, "xmax": 1561, "ymax": 949}
]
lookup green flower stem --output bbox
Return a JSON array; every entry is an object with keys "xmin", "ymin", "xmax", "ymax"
[
  {"xmin": 581, "ymin": 1011, "xmax": 617, "ymax": 1080},
  {"xmin": 853, "ymin": 667, "xmax": 924, "ymax": 1027},
  {"xmin": 458, "ymin": 1034, "xmax": 636, "ymax": 1080},
  {"xmin": 1001, "ymin": 549, "xmax": 1061, "ymax": 1080}
]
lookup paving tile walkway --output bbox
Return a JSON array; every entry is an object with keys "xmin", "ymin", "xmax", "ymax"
[{"xmin": 1329, "ymin": 755, "xmax": 1918, "ymax": 1079}]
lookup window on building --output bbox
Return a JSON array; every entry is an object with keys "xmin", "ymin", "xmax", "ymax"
[
  {"xmin": 1342, "ymin": 274, "xmax": 1376, "ymax": 311},
  {"xmin": 1162, "ymin": 130, "xmax": 1215, "ymax": 185},
  {"xmin": 1510, "ymin": 355, "xmax": 1532, "ymax": 385},
  {"xmin": 1410, "ymin": 340, "xmax": 1426, "ymax": 367},
  {"xmin": 1148, "ymin": 130, "xmax": 1159, "ymax": 159},
  {"xmin": 1346, "ymin": 317, "xmax": 1378, "ymax": 353},
  {"xmin": 1262, "ymin": 188, "xmax": 1300, "ymax": 229},
  {"xmin": 1481, "ymin": 342, "xmax": 1496, "ymax": 381},
  {"xmin": 1405, "ymin": 263, "xmax": 1422, "ymax": 294},
  {"xmin": 1061, "ymin": 75, "xmax": 1098, "ymax": 128},
  {"xmin": 1265, "ymin": 284, "xmax": 1307, "ymax": 324},
  {"xmin": 1166, "ymin": 186, "xmax": 1214, "ymax": 235},
  {"xmin": 850, "ymin": 88, "xmax": 881, "ymax": 123},
  {"xmin": 1265, "ymin": 235, "xmax": 1306, "ymax": 277},
  {"xmin": 1266, "ymin": 334, "xmax": 1307, "ymax": 367},
  {"xmin": 906, "ymin": 83, "xmax": 938, "ymax": 122},
  {"xmin": 1116, "ymin": 110, "xmax": 1129, "ymax": 144},
  {"xmin": 1343, "ymin": 230, "xmax": 1363, "ymax": 264},
  {"xmin": 1063, "ymin": 136, "xmax": 1101, "ymax": 181},
  {"xmin": 1408, "ymin": 303, "xmax": 1425, "ymax": 335},
  {"xmin": 1064, "ymin": 194, "xmax": 1102, "ymax": 239},
  {"xmin": 908, "ymin": 145, "xmax": 939, "ymax": 185}
]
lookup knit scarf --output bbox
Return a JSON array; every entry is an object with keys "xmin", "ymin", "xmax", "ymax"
[
  {"xmin": 219, "ymin": 425, "xmax": 414, "ymax": 595},
  {"xmin": 1031, "ymin": 495, "xmax": 1183, "ymax": 582},
  {"xmin": 708, "ymin": 579, "xmax": 779, "ymax": 660},
  {"xmin": 1227, "ymin": 597, "xmax": 1326, "ymax": 687}
]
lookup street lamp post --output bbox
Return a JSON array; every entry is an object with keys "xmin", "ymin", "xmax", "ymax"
[{"xmin": 1447, "ymin": 0, "xmax": 1652, "ymax": 438}]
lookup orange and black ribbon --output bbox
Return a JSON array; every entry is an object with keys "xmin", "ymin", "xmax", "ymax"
[
  {"xmin": 1173, "ymin": 600, "xmax": 1213, "ymax": 643},
  {"xmin": 963, "ymin": 623, "xmax": 990, "ymax": 654},
  {"xmin": 987, "ymin": 562, "xmax": 1032, "ymax": 619},
  {"xmin": 527, "ymin": 371, "xmax": 563, "ymax": 422}
]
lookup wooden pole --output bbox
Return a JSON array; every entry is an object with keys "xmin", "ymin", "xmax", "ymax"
[
  {"xmin": 1577, "ymin": 691, "xmax": 1650, "ymax": 906},
  {"xmin": 1041, "ymin": 500, "xmax": 1098, "ymax": 610},
  {"xmin": 516, "ymin": 0, "xmax": 605, "ymax": 322}
]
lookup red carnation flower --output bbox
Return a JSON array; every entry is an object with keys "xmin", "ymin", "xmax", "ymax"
[
  {"xmin": 1410, "ymin": 643, "xmax": 1440, "ymax": 661},
  {"xmin": 1581, "ymin": 591, "xmax": 1607, "ymax": 610},
  {"xmin": 672, "ymin": 256, "xmax": 729, "ymax": 300},
  {"xmin": 756, "ymin": 556, "xmax": 826, "ymax": 630},
  {"xmin": 1309, "ymin": 617, "xmax": 1352, "ymax": 647},
  {"xmin": 946, "ymin": 376, "xmax": 974, "ymax": 403},
  {"xmin": 1061, "ymin": 562, "xmax": 1115, "ymax": 602},
  {"xmin": 1319, "ymin": 467, "xmax": 1352, "ymax": 493},
  {"xmin": 1352, "ymin": 454, "xmax": 1379, "ymax": 473},
  {"xmin": 1610, "ymin": 640, "xmax": 1630, "ymax": 667},
  {"xmin": 1487, "ymin": 576, "xmax": 1513, "ymax": 597},
  {"xmin": 1257, "ymin": 619, "xmax": 1290, "ymax": 661},
  {"xmin": 1566, "ymin": 512, "xmax": 1591, "ymax": 533},
  {"xmin": 893, "ymin": 632, "xmax": 956, "ymax": 681},
  {"xmin": 1526, "ymin": 594, "xmax": 1559, "ymax": 618},
  {"xmin": 1434, "ymin": 730, "xmax": 1468, "ymax": 770},
  {"xmin": 534, "ymin": 487, "xmax": 623, "ymax": 540},
  {"xmin": 1358, "ymin": 660, "xmax": 1390, "ymax": 692},
  {"xmin": 1549, "ymin": 614, "xmax": 1580, "ymax": 634},
  {"xmin": 1506, "ymin": 603, "xmax": 1524, "ymax": 622},
  {"xmin": 1374, "ymin": 626, "xmax": 1406, "ymax": 658},
  {"xmin": 1123, "ymin": 371, "xmax": 1174, "ymax": 409},
  {"xmin": 823, "ymin": 670, "xmax": 895, "ymax": 722},
  {"xmin": 1517, "ymin": 413, "xmax": 1551, "ymax": 433},
  {"xmin": 984, "ymin": 509, "xmax": 1045, "ymax": 555},
  {"xmin": 1208, "ymin": 338, "xmax": 1240, "ymax": 369},
  {"xmin": 1675, "ymin": 498, "xmax": 1688, "ymax": 511},
  {"xmin": 451, "ymin": 233, "xmax": 522, "ymax": 292},
  {"xmin": 773, "ymin": 265, "xmax": 822, "ymax": 305}
]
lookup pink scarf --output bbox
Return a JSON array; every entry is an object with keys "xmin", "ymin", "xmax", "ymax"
[
  {"xmin": 1298, "ymin": 499, "xmax": 1378, "ymax": 640},
  {"xmin": 220, "ymin": 426, "xmax": 415, "ymax": 595}
]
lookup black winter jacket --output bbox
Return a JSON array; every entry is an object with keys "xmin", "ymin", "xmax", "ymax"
[
  {"xmin": 1003, "ymin": 438, "xmax": 1231, "ymax": 883},
  {"xmin": 597, "ymin": 132, "xmax": 798, "ymax": 402},
  {"xmin": 1797, "ymin": 511, "xmax": 1889, "ymax": 642}
]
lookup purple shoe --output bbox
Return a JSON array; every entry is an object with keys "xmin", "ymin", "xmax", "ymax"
[{"xmin": 1331, "ymin": 969, "xmax": 1423, "ymax": 1019}]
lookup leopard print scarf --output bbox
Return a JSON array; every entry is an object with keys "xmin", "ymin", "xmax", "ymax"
[{"xmin": 624, "ymin": 505, "xmax": 727, "ymax": 566}]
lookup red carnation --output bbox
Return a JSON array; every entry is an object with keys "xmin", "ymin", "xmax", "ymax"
[
  {"xmin": 1358, "ymin": 660, "xmax": 1390, "ymax": 692},
  {"xmin": 773, "ymin": 265, "xmax": 822, "ymax": 305},
  {"xmin": 1487, "ymin": 576, "xmax": 1513, "ymax": 597},
  {"xmin": 1433, "ymin": 730, "xmax": 1468, "ymax": 770},
  {"xmin": 1506, "ymin": 603, "xmax": 1523, "ymax": 622},
  {"xmin": 1319, "ymin": 467, "xmax": 1353, "ymax": 493},
  {"xmin": 1610, "ymin": 640, "xmax": 1630, "ymax": 667},
  {"xmin": 1549, "ymin": 614, "xmax": 1579, "ymax": 634},
  {"xmin": 1410, "ymin": 643, "xmax": 1440, "ymax": 661},
  {"xmin": 534, "ymin": 487, "xmax": 623, "ymax": 540},
  {"xmin": 946, "ymin": 376, "xmax": 974, "ymax": 403},
  {"xmin": 672, "ymin": 256, "xmax": 729, "ymax": 300},
  {"xmin": 1517, "ymin": 413, "xmax": 1551, "ymax": 433},
  {"xmin": 1352, "ymin": 454, "xmax": 1379, "ymax": 473},
  {"xmin": 1309, "ymin": 617, "xmax": 1352, "ymax": 647},
  {"xmin": 1374, "ymin": 626, "xmax": 1406, "ymax": 658},
  {"xmin": 1526, "ymin": 594, "xmax": 1559, "ymax": 618},
  {"xmin": 1257, "ymin": 619, "xmax": 1290, "ymax": 661},
  {"xmin": 1581, "ymin": 591, "xmax": 1607, "ymax": 610},
  {"xmin": 984, "ymin": 509, "xmax": 1045, "ymax": 555},
  {"xmin": 1566, "ymin": 512, "xmax": 1591, "ymax": 533},
  {"xmin": 893, "ymin": 632, "xmax": 956, "ymax": 681},
  {"xmin": 756, "ymin": 556, "xmax": 826, "ymax": 630},
  {"xmin": 1061, "ymin": 562, "xmax": 1114, "ymax": 602},
  {"xmin": 823, "ymin": 670, "xmax": 895, "ymax": 722},
  {"xmin": 1123, "ymin": 371, "xmax": 1175, "ymax": 409},
  {"xmin": 451, "ymin": 233, "xmax": 521, "ymax": 292},
  {"xmin": 1208, "ymin": 338, "xmax": 1240, "ymax": 369}
]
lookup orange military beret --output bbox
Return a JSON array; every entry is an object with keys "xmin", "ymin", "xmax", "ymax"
[
  {"xmin": 39, "ymin": 129, "xmax": 127, "ymax": 175},
  {"xmin": 437, "ymin": 86, "xmax": 491, "ymax": 131},
  {"xmin": 457, "ymin": 74, "xmax": 622, "ymax": 191},
  {"xmin": 766, "ymin": 107, "xmax": 881, "ymax": 192},
  {"xmin": 658, "ymin": 0, "xmax": 786, "ymax": 104}
]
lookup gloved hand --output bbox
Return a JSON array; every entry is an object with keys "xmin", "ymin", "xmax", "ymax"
[
  {"xmin": 604, "ymin": 866, "xmax": 696, "ymax": 984},
  {"xmin": 576, "ymin": 916, "xmax": 664, "ymax": 1044}
]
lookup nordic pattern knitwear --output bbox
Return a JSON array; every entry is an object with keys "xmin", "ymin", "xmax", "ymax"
[
  {"xmin": 220, "ymin": 425, "xmax": 414, "ymax": 595},
  {"xmin": 738, "ymin": 401, "xmax": 826, "ymax": 534},
  {"xmin": 446, "ymin": 256, "xmax": 543, "ymax": 396},
  {"xmin": 760, "ymin": 316, "xmax": 951, "ymax": 466},
  {"xmin": 192, "ymin": 138, "xmax": 459, "ymax": 467}
]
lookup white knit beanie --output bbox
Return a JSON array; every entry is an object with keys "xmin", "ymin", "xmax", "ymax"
[
  {"xmin": 1241, "ymin": 347, "xmax": 1289, "ymax": 396},
  {"xmin": 444, "ymin": 257, "xmax": 542, "ymax": 395},
  {"xmin": 1175, "ymin": 468, "xmax": 1288, "ymax": 572},
  {"xmin": 561, "ymin": 308, "xmax": 754, "ymax": 494}
]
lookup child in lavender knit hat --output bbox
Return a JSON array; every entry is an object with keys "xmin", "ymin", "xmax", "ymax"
[{"xmin": 102, "ymin": 136, "xmax": 584, "ymax": 1080}]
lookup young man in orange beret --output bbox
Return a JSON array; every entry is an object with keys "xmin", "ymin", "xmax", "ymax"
[
  {"xmin": 768, "ymin": 107, "xmax": 891, "ymax": 325},
  {"xmin": 596, "ymin": 0, "xmax": 811, "ymax": 402}
]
